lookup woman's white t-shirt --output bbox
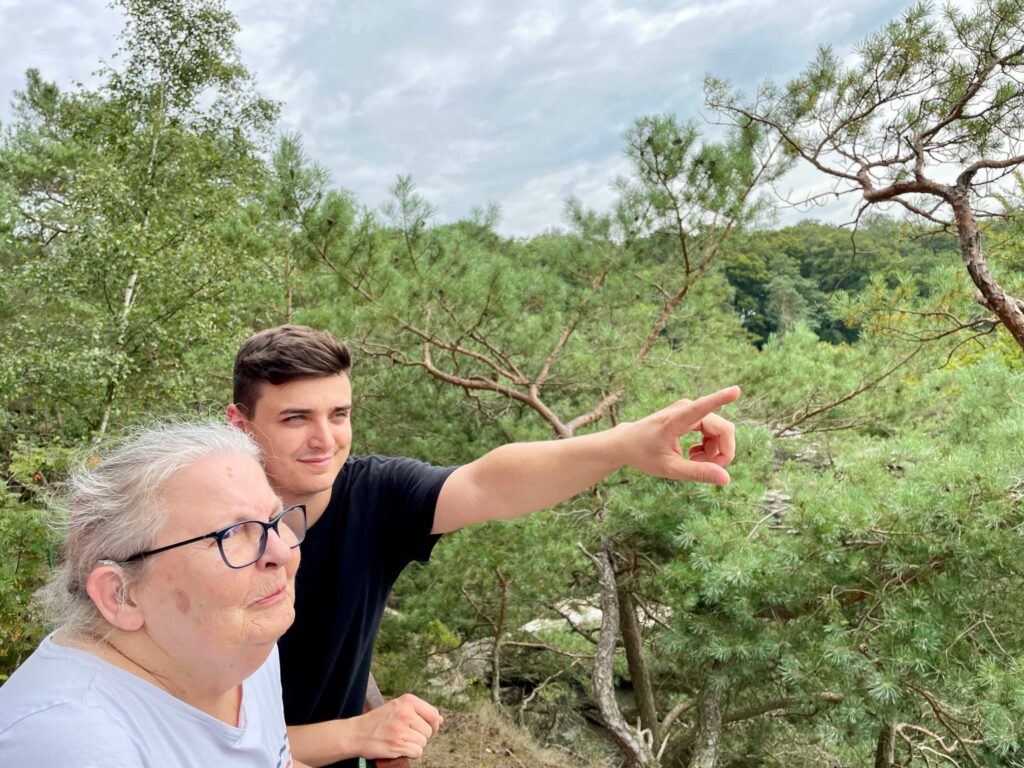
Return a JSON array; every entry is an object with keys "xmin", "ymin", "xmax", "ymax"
[{"xmin": 0, "ymin": 635, "xmax": 294, "ymax": 767}]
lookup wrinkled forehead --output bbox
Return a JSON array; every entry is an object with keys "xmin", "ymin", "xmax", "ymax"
[{"xmin": 157, "ymin": 452, "xmax": 279, "ymax": 533}]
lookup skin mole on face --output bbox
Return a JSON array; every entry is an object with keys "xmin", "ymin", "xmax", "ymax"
[{"xmin": 173, "ymin": 588, "xmax": 191, "ymax": 614}]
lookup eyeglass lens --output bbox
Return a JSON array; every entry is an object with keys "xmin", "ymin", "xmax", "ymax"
[{"xmin": 219, "ymin": 506, "xmax": 306, "ymax": 568}]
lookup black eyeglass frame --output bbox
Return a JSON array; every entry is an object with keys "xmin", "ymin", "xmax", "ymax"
[{"xmin": 119, "ymin": 504, "xmax": 307, "ymax": 570}]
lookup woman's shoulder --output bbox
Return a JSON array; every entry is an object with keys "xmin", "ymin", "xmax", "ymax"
[
  {"xmin": 1, "ymin": 640, "xmax": 287, "ymax": 765},
  {"xmin": 0, "ymin": 637, "xmax": 103, "ymax": 712},
  {"xmin": 0, "ymin": 681, "xmax": 141, "ymax": 766}
]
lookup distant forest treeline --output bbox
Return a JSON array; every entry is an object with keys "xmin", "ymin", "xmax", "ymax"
[{"xmin": 2, "ymin": 1, "xmax": 1024, "ymax": 767}]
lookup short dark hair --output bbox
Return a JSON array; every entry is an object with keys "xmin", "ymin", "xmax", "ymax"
[{"xmin": 233, "ymin": 325, "xmax": 352, "ymax": 416}]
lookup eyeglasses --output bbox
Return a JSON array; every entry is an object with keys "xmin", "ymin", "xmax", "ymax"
[{"xmin": 120, "ymin": 504, "xmax": 307, "ymax": 569}]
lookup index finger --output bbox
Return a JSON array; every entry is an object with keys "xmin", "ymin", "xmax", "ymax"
[{"xmin": 671, "ymin": 386, "xmax": 741, "ymax": 429}]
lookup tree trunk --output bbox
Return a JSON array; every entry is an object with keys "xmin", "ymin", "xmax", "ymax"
[
  {"xmin": 873, "ymin": 722, "xmax": 894, "ymax": 768},
  {"xmin": 580, "ymin": 544, "xmax": 656, "ymax": 767},
  {"xmin": 491, "ymin": 569, "xmax": 510, "ymax": 707},
  {"xmin": 687, "ymin": 684, "xmax": 723, "ymax": 768},
  {"xmin": 95, "ymin": 79, "xmax": 167, "ymax": 441},
  {"xmin": 94, "ymin": 268, "xmax": 139, "ymax": 442},
  {"xmin": 950, "ymin": 195, "xmax": 1024, "ymax": 351},
  {"xmin": 617, "ymin": 584, "xmax": 661, "ymax": 750},
  {"xmin": 284, "ymin": 246, "xmax": 294, "ymax": 323},
  {"xmin": 491, "ymin": 636, "xmax": 503, "ymax": 706}
]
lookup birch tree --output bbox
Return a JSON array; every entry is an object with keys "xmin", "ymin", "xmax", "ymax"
[{"xmin": 0, "ymin": 0, "xmax": 275, "ymax": 446}]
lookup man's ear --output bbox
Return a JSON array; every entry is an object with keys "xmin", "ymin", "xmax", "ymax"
[
  {"xmin": 86, "ymin": 565, "xmax": 144, "ymax": 632},
  {"xmin": 226, "ymin": 403, "xmax": 249, "ymax": 431}
]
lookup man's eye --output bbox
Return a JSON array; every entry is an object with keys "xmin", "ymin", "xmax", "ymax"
[{"xmin": 284, "ymin": 415, "xmax": 305, "ymax": 423}]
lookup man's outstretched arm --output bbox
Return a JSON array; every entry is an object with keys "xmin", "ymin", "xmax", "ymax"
[
  {"xmin": 432, "ymin": 386, "xmax": 741, "ymax": 535},
  {"xmin": 287, "ymin": 694, "xmax": 443, "ymax": 767}
]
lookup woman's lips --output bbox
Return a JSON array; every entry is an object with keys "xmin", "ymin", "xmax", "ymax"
[{"xmin": 253, "ymin": 585, "xmax": 288, "ymax": 607}]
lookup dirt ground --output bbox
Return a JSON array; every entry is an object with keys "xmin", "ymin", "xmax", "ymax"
[{"xmin": 416, "ymin": 706, "xmax": 599, "ymax": 768}]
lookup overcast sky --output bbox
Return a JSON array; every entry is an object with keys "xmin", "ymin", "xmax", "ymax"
[{"xmin": 0, "ymin": 0, "xmax": 924, "ymax": 236}]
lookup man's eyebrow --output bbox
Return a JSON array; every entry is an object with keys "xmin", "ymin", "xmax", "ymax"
[
  {"xmin": 278, "ymin": 407, "xmax": 313, "ymax": 416},
  {"xmin": 277, "ymin": 405, "xmax": 352, "ymax": 416}
]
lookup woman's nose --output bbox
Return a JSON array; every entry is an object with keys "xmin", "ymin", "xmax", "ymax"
[{"xmin": 258, "ymin": 526, "xmax": 294, "ymax": 568}]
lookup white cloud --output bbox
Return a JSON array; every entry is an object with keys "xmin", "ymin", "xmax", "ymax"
[
  {"xmin": 499, "ymin": 155, "xmax": 631, "ymax": 236},
  {"xmin": 0, "ymin": 1, "xmax": 115, "ymax": 129},
  {"xmin": 511, "ymin": 3, "xmax": 564, "ymax": 45},
  {"xmin": 443, "ymin": 137, "xmax": 512, "ymax": 171},
  {"xmin": 1, "ymin": 0, "xmax": 939, "ymax": 234},
  {"xmin": 386, "ymin": 51, "xmax": 475, "ymax": 108},
  {"xmin": 452, "ymin": 0, "xmax": 488, "ymax": 26},
  {"xmin": 582, "ymin": 0, "xmax": 768, "ymax": 46}
]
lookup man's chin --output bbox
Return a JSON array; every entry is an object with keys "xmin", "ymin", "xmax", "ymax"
[{"xmin": 294, "ymin": 481, "xmax": 334, "ymax": 497}]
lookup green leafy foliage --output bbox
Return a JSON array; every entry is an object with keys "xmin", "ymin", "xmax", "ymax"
[{"xmin": 3, "ymin": 2, "xmax": 1024, "ymax": 767}]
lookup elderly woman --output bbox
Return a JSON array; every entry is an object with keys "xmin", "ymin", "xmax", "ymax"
[{"xmin": 0, "ymin": 423, "xmax": 307, "ymax": 766}]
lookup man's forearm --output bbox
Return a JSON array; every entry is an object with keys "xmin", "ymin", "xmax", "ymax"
[
  {"xmin": 288, "ymin": 719, "xmax": 363, "ymax": 767},
  {"xmin": 432, "ymin": 388, "xmax": 740, "ymax": 534},
  {"xmin": 433, "ymin": 425, "xmax": 628, "ymax": 534}
]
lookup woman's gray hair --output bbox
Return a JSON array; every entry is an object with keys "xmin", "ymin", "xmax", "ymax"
[{"xmin": 41, "ymin": 421, "xmax": 262, "ymax": 638}]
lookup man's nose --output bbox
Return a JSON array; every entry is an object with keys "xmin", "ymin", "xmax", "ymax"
[{"xmin": 308, "ymin": 418, "xmax": 335, "ymax": 448}]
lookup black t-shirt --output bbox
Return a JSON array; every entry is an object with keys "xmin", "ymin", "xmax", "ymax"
[{"xmin": 278, "ymin": 455, "xmax": 455, "ymax": 768}]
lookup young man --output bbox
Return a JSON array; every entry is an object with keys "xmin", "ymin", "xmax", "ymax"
[{"xmin": 227, "ymin": 325, "xmax": 740, "ymax": 768}]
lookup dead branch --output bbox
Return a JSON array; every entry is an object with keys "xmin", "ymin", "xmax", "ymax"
[{"xmin": 579, "ymin": 542, "xmax": 656, "ymax": 767}]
